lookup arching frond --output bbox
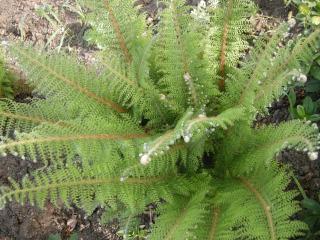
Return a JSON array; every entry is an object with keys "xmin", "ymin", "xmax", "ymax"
[
  {"xmin": 0, "ymin": 162, "xmax": 195, "ymax": 214},
  {"xmin": 221, "ymin": 24, "xmax": 289, "ymax": 109},
  {"xmin": 80, "ymin": 0, "xmax": 150, "ymax": 65},
  {"xmin": 10, "ymin": 46, "xmax": 127, "ymax": 114},
  {"xmin": 138, "ymin": 107, "xmax": 245, "ymax": 165},
  {"xmin": 223, "ymin": 26, "xmax": 320, "ymax": 111},
  {"xmin": 213, "ymin": 161, "xmax": 307, "ymax": 240},
  {"xmin": 150, "ymin": 189, "xmax": 209, "ymax": 240},
  {"xmin": 155, "ymin": 0, "xmax": 216, "ymax": 111},
  {"xmin": 205, "ymin": 0, "xmax": 256, "ymax": 90},
  {"xmin": 215, "ymin": 120, "xmax": 319, "ymax": 175},
  {"xmin": 0, "ymin": 99, "xmax": 75, "ymax": 137},
  {"xmin": 0, "ymin": 116, "xmax": 147, "ymax": 164},
  {"xmin": 99, "ymin": 58, "xmax": 179, "ymax": 127}
]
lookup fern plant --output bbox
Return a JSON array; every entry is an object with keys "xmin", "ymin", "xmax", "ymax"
[{"xmin": 0, "ymin": 0, "xmax": 320, "ymax": 239}]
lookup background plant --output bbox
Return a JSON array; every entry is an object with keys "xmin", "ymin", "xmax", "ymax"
[
  {"xmin": 288, "ymin": 89, "xmax": 320, "ymax": 122},
  {"xmin": 0, "ymin": 0, "xmax": 319, "ymax": 239},
  {"xmin": 34, "ymin": 1, "xmax": 85, "ymax": 52},
  {"xmin": 288, "ymin": 47, "xmax": 320, "ymax": 122},
  {"xmin": 285, "ymin": 0, "xmax": 320, "ymax": 27}
]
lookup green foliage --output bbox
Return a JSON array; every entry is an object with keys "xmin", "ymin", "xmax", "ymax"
[
  {"xmin": 305, "ymin": 55, "xmax": 320, "ymax": 93},
  {"xmin": 117, "ymin": 227, "xmax": 148, "ymax": 240},
  {"xmin": 0, "ymin": 0, "xmax": 320, "ymax": 239},
  {"xmin": 292, "ymin": 174, "xmax": 320, "ymax": 240},
  {"xmin": 288, "ymin": 89, "xmax": 320, "ymax": 121},
  {"xmin": 285, "ymin": 0, "xmax": 320, "ymax": 27},
  {"xmin": 288, "ymin": 50, "xmax": 320, "ymax": 122},
  {"xmin": 299, "ymin": 198, "xmax": 320, "ymax": 239},
  {"xmin": 0, "ymin": 54, "xmax": 14, "ymax": 99}
]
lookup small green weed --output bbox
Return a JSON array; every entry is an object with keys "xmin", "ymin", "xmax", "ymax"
[{"xmin": 288, "ymin": 89, "xmax": 320, "ymax": 122}]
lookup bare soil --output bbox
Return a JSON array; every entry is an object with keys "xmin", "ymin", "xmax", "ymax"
[{"xmin": 0, "ymin": 0, "xmax": 318, "ymax": 239}]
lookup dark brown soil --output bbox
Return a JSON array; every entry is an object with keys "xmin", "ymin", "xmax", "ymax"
[
  {"xmin": 255, "ymin": 0, "xmax": 295, "ymax": 19},
  {"xmin": 0, "ymin": 155, "xmax": 121, "ymax": 240},
  {"xmin": 1, "ymin": 0, "xmax": 318, "ymax": 239}
]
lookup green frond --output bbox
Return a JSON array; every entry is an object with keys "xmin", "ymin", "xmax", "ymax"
[
  {"xmin": 213, "ymin": 161, "xmax": 307, "ymax": 240},
  {"xmin": 197, "ymin": 203, "xmax": 248, "ymax": 240},
  {"xmin": 0, "ymin": 54, "xmax": 14, "ymax": 98},
  {"xmin": 150, "ymin": 189, "xmax": 209, "ymax": 240},
  {"xmin": 216, "ymin": 120, "xmax": 319, "ymax": 174},
  {"xmin": 10, "ymin": 46, "xmax": 127, "ymax": 114},
  {"xmin": 80, "ymin": 0, "xmax": 150, "ymax": 65},
  {"xmin": 0, "ymin": 116, "xmax": 147, "ymax": 164},
  {"xmin": 99, "ymin": 58, "xmax": 179, "ymax": 127},
  {"xmin": 0, "ymin": 99, "xmax": 73, "ymax": 137},
  {"xmin": 0, "ymin": 162, "xmax": 195, "ymax": 213},
  {"xmin": 252, "ymin": 29, "xmax": 320, "ymax": 111},
  {"xmin": 155, "ymin": 0, "xmax": 216, "ymax": 111},
  {"xmin": 223, "ymin": 26, "xmax": 320, "ymax": 111},
  {"xmin": 205, "ymin": 0, "xmax": 256, "ymax": 90},
  {"xmin": 139, "ymin": 107, "xmax": 245, "ymax": 166},
  {"xmin": 221, "ymin": 24, "xmax": 289, "ymax": 109}
]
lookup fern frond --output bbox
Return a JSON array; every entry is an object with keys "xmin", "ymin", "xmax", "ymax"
[
  {"xmin": 221, "ymin": 24, "xmax": 289, "ymax": 109},
  {"xmin": 224, "ymin": 27, "xmax": 320, "ymax": 111},
  {"xmin": 139, "ymin": 107, "xmax": 244, "ymax": 165},
  {"xmin": 10, "ymin": 46, "xmax": 127, "ymax": 114},
  {"xmin": 205, "ymin": 0, "xmax": 256, "ymax": 90},
  {"xmin": 155, "ymin": 0, "xmax": 215, "ymax": 110},
  {"xmin": 213, "ymin": 161, "xmax": 307, "ymax": 240},
  {"xmin": 0, "ymin": 100, "xmax": 73, "ymax": 137},
  {"xmin": 0, "ymin": 116, "xmax": 147, "ymax": 164},
  {"xmin": 80, "ymin": 0, "xmax": 150, "ymax": 65},
  {"xmin": 216, "ymin": 120, "xmax": 319, "ymax": 174},
  {"xmin": 0, "ymin": 162, "xmax": 195, "ymax": 213},
  {"xmin": 100, "ymin": 58, "xmax": 179, "ymax": 127},
  {"xmin": 103, "ymin": 0, "xmax": 132, "ymax": 63},
  {"xmin": 150, "ymin": 189, "xmax": 208, "ymax": 240},
  {"xmin": 196, "ymin": 202, "xmax": 249, "ymax": 240},
  {"xmin": 252, "ymin": 29, "xmax": 320, "ymax": 110}
]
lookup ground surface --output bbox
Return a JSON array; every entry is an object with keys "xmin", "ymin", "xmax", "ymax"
[{"xmin": 0, "ymin": 0, "xmax": 318, "ymax": 239}]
